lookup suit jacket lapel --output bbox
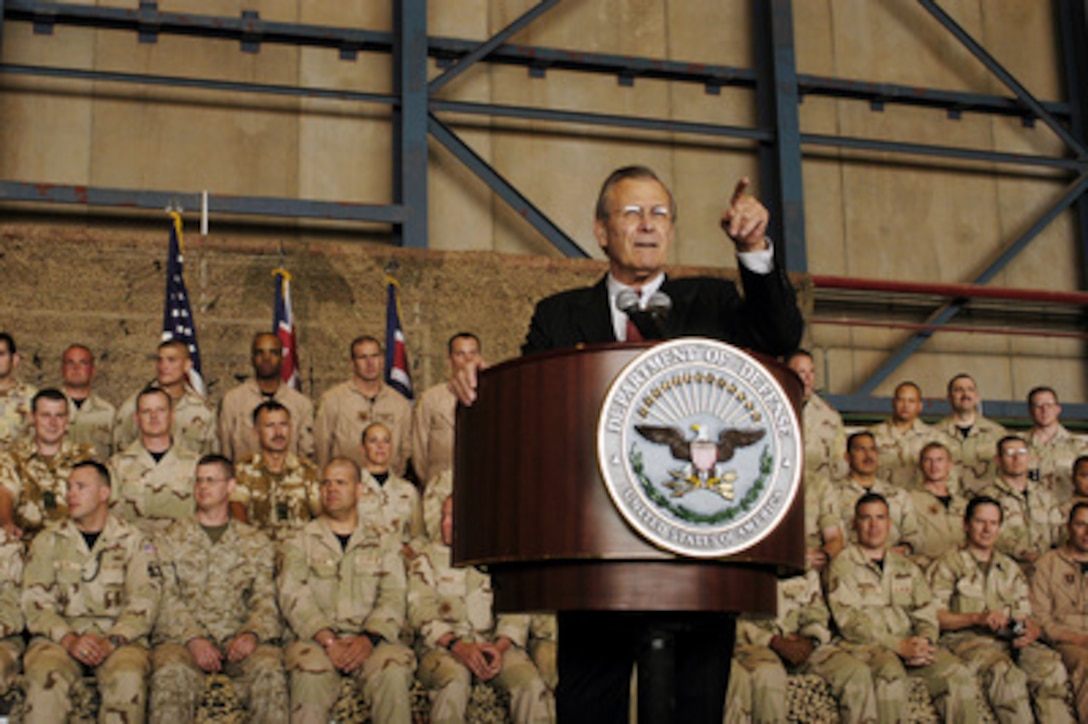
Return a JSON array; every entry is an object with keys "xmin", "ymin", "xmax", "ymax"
[{"xmin": 578, "ymin": 276, "xmax": 616, "ymax": 343}]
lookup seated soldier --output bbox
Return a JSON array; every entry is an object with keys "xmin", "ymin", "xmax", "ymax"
[
  {"xmin": 1060, "ymin": 455, "xmax": 1088, "ymax": 528},
  {"xmin": 150, "ymin": 454, "xmax": 287, "ymax": 723},
  {"xmin": 277, "ymin": 458, "xmax": 415, "ymax": 724},
  {"xmin": 1030, "ymin": 502, "xmax": 1088, "ymax": 722},
  {"xmin": 978, "ymin": 435, "xmax": 1062, "ymax": 574},
  {"xmin": 0, "ymin": 388, "xmax": 94, "ymax": 539},
  {"xmin": 821, "ymin": 432, "xmax": 923, "ymax": 559},
  {"xmin": 929, "ymin": 496, "xmax": 1072, "ymax": 722},
  {"xmin": 0, "ymin": 527, "xmax": 22, "ymax": 699},
  {"xmin": 826, "ymin": 492, "xmax": 980, "ymax": 723},
  {"xmin": 231, "ymin": 400, "xmax": 320, "ymax": 543},
  {"xmin": 21, "ymin": 461, "xmax": 161, "ymax": 723},
  {"xmin": 908, "ymin": 441, "xmax": 968, "ymax": 569},
  {"xmin": 408, "ymin": 495, "xmax": 553, "ymax": 723},
  {"xmin": 357, "ymin": 422, "xmax": 423, "ymax": 545},
  {"xmin": 726, "ymin": 568, "xmax": 877, "ymax": 723}
]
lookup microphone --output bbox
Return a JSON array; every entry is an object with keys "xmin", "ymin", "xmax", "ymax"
[
  {"xmin": 616, "ymin": 289, "xmax": 671, "ymax": 340},
  {"xmin": 615, "ymin": 289, "xmax": 639, "ymax": 315},
  {"xmin": 645, "ymin": 291, "xmax": 672, "ymax": 339}
]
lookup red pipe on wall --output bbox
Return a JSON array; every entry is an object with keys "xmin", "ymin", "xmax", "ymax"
[{"xmin": 811, "ymin": 275, "xmax": 1088, "ymax": 307}]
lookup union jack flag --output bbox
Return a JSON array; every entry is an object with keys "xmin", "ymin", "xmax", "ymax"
[
  {"xmin": 273, "ymin": 267, "xmax": 301, "ymax": 391},
  {"xmin": 384, "ymin": 277, "xmax": 413, "ymax": 400}
]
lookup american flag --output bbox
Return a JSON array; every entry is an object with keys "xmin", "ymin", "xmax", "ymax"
[
  {"xmin": 273, "ymin": 267, "xmax": 301, "ymax": 391},
  {"xmin": 384, "ymin": 276, "xmax": 413, "ymax": 400},
  {"xmin": 162, "ymin": 211, "xmax": 206, "ymax": 397}
]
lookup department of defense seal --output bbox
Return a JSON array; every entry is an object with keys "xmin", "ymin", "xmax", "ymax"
[{"xmin": 597, "ymin": 338, "xmax": 802, "ymax": 558}]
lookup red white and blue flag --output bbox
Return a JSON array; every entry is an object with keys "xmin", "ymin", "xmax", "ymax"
[
  {"xmin": 273, "ymin": 267, "xmax": 301, "ymax": 391},
  {"xmin": 162, "ymin": 211, "xmax": 206, "ymax": 397},
  {"xmin": 384, "ymin": 276, "xmax": 413, "ymax": 400}
]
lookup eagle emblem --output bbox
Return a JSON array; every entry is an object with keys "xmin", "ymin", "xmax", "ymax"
[{"xmin": 635, "ymin": 423, "xmax": 765, "ymax": 500}]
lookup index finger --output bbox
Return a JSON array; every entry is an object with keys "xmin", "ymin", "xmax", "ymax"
[{"xmin": 729, "ymin": 177, "xmax": 751, "ymax": 206}]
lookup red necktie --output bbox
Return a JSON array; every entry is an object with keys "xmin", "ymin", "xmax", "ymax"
[{"xmin": 626, "ymin": 316, "xmax": 643, "ymax": 342}]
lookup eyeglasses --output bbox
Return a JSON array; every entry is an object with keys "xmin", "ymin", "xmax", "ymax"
[{"xmin": 614, "ymin": 204, "xmax": 671, "ymax": 222}]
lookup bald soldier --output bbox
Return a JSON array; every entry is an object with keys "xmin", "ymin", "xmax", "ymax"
[
  {"xmin": 277, "ymin": 458, "xmax": 416, "ymax": 723},
  {"xmin": 60, "ymin": 344, "xmax": 116, "ymax": 462},
  {"xmin": 21, "ymin": 460, "xmax": 162, "ymax": 723},
  {"xmin": 408, "ymin": 495, "xmax": 554, "ymax": 723},
  {"xmin": 218, "ymin": 332, "xmax": 315, "ymax": 463},
  {"xmin": 113, "ymin": 339, "xmax": 217, "ymax": 457},
  {"xmin": 0, "ymin": 388, "xmax": 95, "ymax": 539},
  {"xmin": 826, "ymin": 492, "xmax": 980, "ymax": 723},
  {"xmin": 870, "ymin": 381, "xmax": 942, "ymax": 489},
  {"xmin": 150, "ymin": 454, "xmax": 287, "ymax": 723},
  {"xmin": 929, "ymin": 495, "xmax": 1072, "ymax": 723}
]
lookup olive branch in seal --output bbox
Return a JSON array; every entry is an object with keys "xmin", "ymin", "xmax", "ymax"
[{"xmin": 630, "ymin": 444, "xmax": 771, "ymax": 525}]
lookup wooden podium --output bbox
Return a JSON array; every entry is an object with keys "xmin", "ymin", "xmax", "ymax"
[{"xmin": 453, "ymin": 341, "xmax": 804, "ymax": 616}]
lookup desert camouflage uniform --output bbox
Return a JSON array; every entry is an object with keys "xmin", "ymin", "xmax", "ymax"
[
  {"xmin": 870, "ymin": 417, "xmax": 943, "ymax": 489},
  {"xmin": 1026, "ymin": 424, "xmax": 1087, "ymax": 501},
  {"xmin": 0, "ymin": 529, "xmax": 24, "ymax": 695},
  {"xmin": 726, "ymin": 569, "xmax": 877, "ymax": 723},
  {"xmin": 978, "ymin": 476, "xmax": 1062, "ymax": 570},
  {"xmin": 277, "ymin": 517, "xmax": 416, "ymax": 724},
  {"xmin": 411, "ymin": 383, "xmax": 456, "ymax": 486},
  {"xmin": 65, "ymin": 390, "xmax": 116, "ymax": 462},
  {"xmin": 422, "ymin": 470, "xmax": 453, "ymax": 543},
  {"xmin": 1030, "ymin": 546, "xmax": 1088, "ymax": 721},
  {"xmin": 934, "ymin": 415, "xmax": 1007, "ymax": 495},
  {"xmin": 232, "ymin": 452, "xmax": 320, "ymax": 543},
  {"xmin": 907, "ymin": 487, "xmax": 967, "ymax": 569},
  {"xmin": 109, "ymin": 440, "xmax": 200, "ymax": 534},
  {"xmin": 0, "ymin": 380, "xmax": 37, "ymax": 451},
  {"xmin": 21, "ymin": 514, "xmax": 161, "ymax": 723},
  {"xmin": 805, "ymin": 473, "xmax": 831, "ymax": 553},
  {"xmin": 217, "ymin": 378, "xmax": 315, "ymax": 463},
  {"xmin": 819, "ymin": 477, "xmax": 924, "ymax": 553},
  {"xmin": 826, "ymin": 545, "xmax": 980, "ymax": 723},
  {"xmin": 359, "ymin": 469, "xmax": 424, "ymax": 544},
  {"xmin": 0, "ymin": 437, "xmax": 95, "ymax": 537},
  {"xmin": 407, "ymin": 539, "xmax": 554, "ymax": 723},
  {"xmin": 113, "ymin": 386, "xmax": 218, "ymax": 456},
  {"xmin": 529, "ymin": 613, "xmax": 558, "ymax": 692},
  {"xmin": 150, "ymin": 517, "xmax": 287, "ymax": 723},
  {"xmin": 802, "ymin": 393, "xmax": 847, "ymax": 482},
  {"xmin": 930, "ymin": 546, "xmax": 1072, "ymax": 722},
  {"xmin": 313, "ymin": 381, "xmax": 412, "ymax": 475}
]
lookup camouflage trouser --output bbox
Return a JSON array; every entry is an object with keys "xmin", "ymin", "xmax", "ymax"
[
  {"xmin": 284, "ymin": 639, "xmax": 415, "ymax": 724},
  {"xmin": 529, "ymin": 638, "xmax": 557, "ymax": 692},
  {"xmin": 726, "ymin": 644, "xmax": 877, "ymax": 724},
  {"xmin": 840, "ymin": 643, "xmax": 980, "ymax": 724},
  {"xmin": 1053, "ymin": 643, "xmax": 1088, "ymax": 723},
  {"xmin": 0, "ymin": 636, "xmax": 23, "ymax": 696},
  {"xmin": 417, "ymin": 646, "xmax": 555, "ymax": 724},
  {"xmin": 23, "ymin": 637, "xmax": 150, "ymax": 724},
  {"xmin": 946, "ymin": 636, "xmax": 1073, "ymax": 724},
  {"xmin": 149, "ymin": 642, "xmax": 289, "ymax": 723}
]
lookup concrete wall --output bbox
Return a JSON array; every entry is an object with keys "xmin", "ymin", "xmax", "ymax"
[{"xmin": 0, "ymin": 1, "xmax": 1083, "ymax": 409}]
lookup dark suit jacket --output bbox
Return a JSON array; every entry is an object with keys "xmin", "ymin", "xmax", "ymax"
[{"xmin": 522, "ymin": 264, "xmax": 803, "ymax": 357}]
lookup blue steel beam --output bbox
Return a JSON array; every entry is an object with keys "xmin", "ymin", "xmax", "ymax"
[
  {"xmin": 1055, "ymin": 0, "xmax": 1088, "ymax": 287},
  {"xmin": 753, "ymin": 0, "xmax": 806, "ymax": 274},
  {"xmin": 0, "ymin": 181, "xmax": 407, "ymax": 223},
  {"xmin": 1, "ymin": 2, "xmax": 1073, "ymax": 121},
  {"xmin": 429, "ymin": 0, "xmax": 559, "ymax": 95},
  {"xmin": 392, "ymin": 0, "xmax": 428, "ymax": 249},
  {"xmin": 918, "ymin": 0, "xmax": 1088, "ymax": 159},
  {"xmin": 856, "ymin": 171, "xmax": 1088, "ymax": 395},
  {"xmin": 427, "ymin": 113, "xmax": 588, "ymax": 259}
]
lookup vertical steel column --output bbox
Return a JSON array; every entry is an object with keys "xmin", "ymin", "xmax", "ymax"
[
  {"xmin": 392, "ymin": 0, "xmax": 428, "ymax": 248},
  {"xmin": 752, "ymin": 0, "xmax": 807, "ymax": 273},
  {"xmin": 1056, "ymin": 0, "xmax": 1088, "ymax": 287}
]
